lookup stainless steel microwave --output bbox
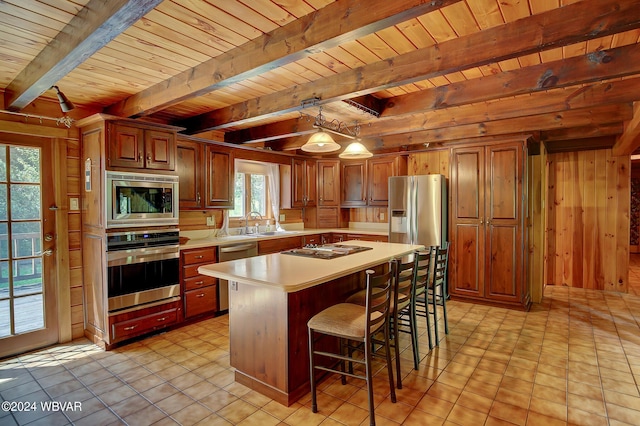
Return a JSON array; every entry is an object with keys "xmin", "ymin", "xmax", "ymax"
[{"xmin": 106, "ymin": 171, "xmax": 179, "ymax": 228}]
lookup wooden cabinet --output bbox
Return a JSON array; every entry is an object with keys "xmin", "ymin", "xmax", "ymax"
[
  {"xmin": 258, "ymin": 236, "xmax": 304, "ymax": 255},
  {"xmin": 181, "ymin": 247, "xmax": 218, "ymax": 318},
  {"xmin": 331, "ymin": 233, "xmax": 346, "ymax": 243},
  {"xmin": 304, "ymin": 233, "xmax": 329, "ymax": 246},
  {"xmin": 341, "ymin": 160, "xmax": 367, "ymax": 207},
  {"xmin": 292, "ymin": 158, "xmax": 317, "ymax": 207},
  {"xmin": 449, "ymin": 141, "xmax": 530, "ymax": 310},
  {"xmin": 110, "ymin": 302, "xmax": 180, "ymax": 343},
  {"xmin": 107, "ymin": 122, "xmax": 176, "ymax": 171},
  {"xmin": 341, "ymin": 156, "xmax": 407, "ymax": 207},
  {"xmin": 317, "ymin": 160, "xmax": 340, "ymax": 206},
  {"xmin": 177, "ymin": 137, "xmax": 234, "ymax": 209},
  {"xmin": 346, "ymin": 233, "xmax": 388, "ymax": 242},
  {"xmin": 177, "ymin": 139, "xmax": 203, "ymax": 209},
  {"xmin": 205, "ymin": 144, "xmax": 234, "ymax": 208}
]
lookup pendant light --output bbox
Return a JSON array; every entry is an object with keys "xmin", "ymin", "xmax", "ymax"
[
  {"xmin": 339, "ymin": 140, "xmax": 372, "ymax": 159},
  {"xmin": 51, "ymin": 86, "xmax": 75, "ymax": 112},
  {"xmin": 301, "ymin": 128, "xmax": 341, "ymax": 153}
]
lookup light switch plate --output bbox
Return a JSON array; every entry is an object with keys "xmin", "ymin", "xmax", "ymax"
[
  {"xmin": 279, "ymin": 214, "xmax": 285, "ymax": 221},
  {"xmin": 380, "ymin": 212, "xmax": 385, "ymax": 221},
  {"xmin": 206, "ymin": 216, "xmax": 215, "ymax": 226},
  {"xmin": 70, "ymin": 198, "xmax": 79, "ymax": 211}
]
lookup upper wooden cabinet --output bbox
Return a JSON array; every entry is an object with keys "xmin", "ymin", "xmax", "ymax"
[
  {"xmin": 204, "ymin": 144, "xmax": 234, "ymax": 208},
  {"xmin": 177, "ymin": 139, "xmax": 203, "ymax": 209},
  {"xmin": 292, "ymin": 158, "xmax": 317, "ymax": 207},
  {"xmin": 107, "ymin": 122, "xmax": 176, "ymax": 171},
  {"xmin": 449, "ymin": 140, "xmax": 529, "ymax": 310},
  {"xmin": 177, "ymin": 138, "xmax": 234, "ymax": 209},
  {"xmin": 341, "ymin": 156, "xmax": 407, "ymax": 207},
  {"xmin": 317, "ymin": 160, "xmax": 340, "ymax": 206}
]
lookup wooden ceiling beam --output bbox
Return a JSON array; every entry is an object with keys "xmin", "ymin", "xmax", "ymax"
[
  {"xmin": 375, "ymin": 104, "xmax": 633, "ymax": 150},
  {"xmin": 268, "ymin": 104, "xmax": 632, "ymax": 152},
  {"xmin": 541, "ymin": 123, "xmax": 624, "ymax": 141},
  {"xmin": 4, "ymin": 0, "xmax": 163, "ymax": 111},
  {"xmin": 612, "ymin": 102, "xmax": 640, "ymax": 156},
  {"xmin": 181, "ymin": 0, "xmax": 640, "ymax": 133},
  {"xmin": 105, "ymin": 0, "xmax": 462, "ymax": 118},
  {"xmin": 245, "ymin": 77, "xmax": 640, "ymax": 144},
  {"xmin": 381, "ymin": 42, "xmax": 640, "ymax": 118}
]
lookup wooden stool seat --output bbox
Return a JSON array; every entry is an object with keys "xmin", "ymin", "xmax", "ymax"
[{"xmin": 307, "ymin": 303, "xmax": 382, "ymax": 338}]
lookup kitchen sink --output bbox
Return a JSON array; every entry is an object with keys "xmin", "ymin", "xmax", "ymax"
[{"xmin": 256, "ymin": 230, "xmax": 300, "ymax": 236}]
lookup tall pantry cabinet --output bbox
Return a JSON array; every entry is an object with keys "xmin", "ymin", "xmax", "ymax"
[{"xmin": 449, "ymin": 140, "xmax": 530, "ymax": 310}]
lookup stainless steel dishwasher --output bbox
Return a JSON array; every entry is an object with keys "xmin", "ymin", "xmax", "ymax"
[{"xmin": 217, "ymin": 241, "xmax": 258, "ymax": 311}]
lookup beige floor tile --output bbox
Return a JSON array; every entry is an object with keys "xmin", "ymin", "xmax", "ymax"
[
  {"xmin": 171, "ymin": 402, "xmax": 213, "ymax": 425},
  {"xmin": 155, "ymin": 392, "xmax": 195, "ymax": 415},
  {"xmin": 217, "ymin": 399, "xmax": 260, "ymax": 424}
]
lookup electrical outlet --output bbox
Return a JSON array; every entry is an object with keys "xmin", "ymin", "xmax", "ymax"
[
  {"xmin": 279, "ymin": 214, "xmax": 285, "ymax": 221},
  {"xmin": 69, "ymin": 197, "xmax": 79, "ymax": 211},
  {"xmin": 380, "ymin": 212, "xmax": 385, "ymax": 221},
  {"xmin": 206, "ymin": 216, "xmax": 215, "ymax": 226}
]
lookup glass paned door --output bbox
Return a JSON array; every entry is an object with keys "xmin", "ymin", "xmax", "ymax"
[{"xmin": 0, "ymin": 141, "xmax": 57, "ymax": 357}]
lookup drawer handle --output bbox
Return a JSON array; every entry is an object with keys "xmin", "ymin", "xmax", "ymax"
[
  {"xmin": 124, "ymin": 325, "xmax": 138, "ymax": 331},
  {"xmin": 194, "ymin": 255, "xmax": 204, "ymax": 259},
  {"xmin": 196, "ymin": 293, "xmax": 205, "ymax": 298},
  {"xmin": 194, "ymin": 280, "xmax": 204, "ymax": 285},
  {"xmin": 157, "ymin": 317, "xmax": 167, "ymax": 322}
]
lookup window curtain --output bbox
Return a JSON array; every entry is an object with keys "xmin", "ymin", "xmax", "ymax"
[{"xmin": 266, "ymin": 163, "xmax": 283, "ymax": 231}]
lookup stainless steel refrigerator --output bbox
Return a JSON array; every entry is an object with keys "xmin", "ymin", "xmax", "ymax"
[{"xmin": 388, "ymin": 174, "xmax": 447, "ymax": 247}]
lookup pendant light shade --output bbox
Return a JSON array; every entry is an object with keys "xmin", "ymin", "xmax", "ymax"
[
  {"xmin": 339, "ymin": 140, "xmax": 372, "ymax": 159},
  {"xmin": 52, "ymin": 86, "xmax": 75, "ymax": 112},
  {"xmin": 301, "ymin": 129, "xmax": 341, "ymax": 153}
]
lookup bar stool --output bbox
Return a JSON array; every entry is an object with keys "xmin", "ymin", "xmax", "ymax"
[
  {"xmin": 429, "ymin": 242, "xmax": 450, "ymax": 344},
  {"xmin": 389, "ymin": 255, "xmax": 418, "ymax": 387},
  {"xmin": 308, "ymin": 268, "xmax": 396, "ymax": 426},
  {"xmin": 343, "ymin": 258, "xmax": 415, "ymax": 389},
  {"xmin": 412, "ymin": 248, "xmax": 434, "ymax": 349}
]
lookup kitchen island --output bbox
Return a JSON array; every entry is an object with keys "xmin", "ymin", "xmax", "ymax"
[{"xmin": 198, "ymin": 240, "xmax": 422, "ymax": 406}]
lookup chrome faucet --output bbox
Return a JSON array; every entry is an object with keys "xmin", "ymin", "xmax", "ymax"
[{"xmin": 245, "ymin": 211, "xmax": 263, "ymax": 234}]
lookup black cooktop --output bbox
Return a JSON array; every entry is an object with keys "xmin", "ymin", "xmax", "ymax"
[{"xmin": 280, "ymin": 244, "xmax": 373, "ymax": 259}]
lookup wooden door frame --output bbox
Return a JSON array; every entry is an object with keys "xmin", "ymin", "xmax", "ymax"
[{"xmin": 0, "ymin": 132, "xmax": 74, "ymax": 356}]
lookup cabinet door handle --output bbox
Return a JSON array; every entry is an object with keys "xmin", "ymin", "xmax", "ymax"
[
  {"xmin": 156, "ymin": 317, "xmax": 167, "ymax": 322},
  {"xmin": 196, "ymin": 293, "xmax": 205, "ymax": 298},
  {"xmin": 124, "ymin": 325, "xmax": 138, "ymax": 331},
  {"xmin": 147, "ymin": 154, "xmax": 151, "ymax": 161},
  {"xmin": 197, "ymin": 192, "xmax": 201, "ymax": 203},
  {"xmin": 138, "ymin": 151, "xmax": 143, "ymax": 161}
]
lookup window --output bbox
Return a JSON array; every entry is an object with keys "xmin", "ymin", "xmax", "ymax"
[
  {"xmin": 230, "ymin": 172, "xmax": 269, "ymax": 218},
  {"xmin": 230, "ymin": 159, "xmax": 276, "ymax": 220}
]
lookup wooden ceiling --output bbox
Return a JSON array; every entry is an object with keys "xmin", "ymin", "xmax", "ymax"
[{"xmin": 2, "ymin": 0, "xmax": 640, "ymax": 155}]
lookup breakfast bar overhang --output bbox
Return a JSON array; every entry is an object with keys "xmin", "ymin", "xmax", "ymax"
[{"xmin": 198, "ymin": 240, "xmax": 423, "ymax": 406}]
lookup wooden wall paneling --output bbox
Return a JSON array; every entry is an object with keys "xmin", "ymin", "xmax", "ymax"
[
  {"xmin": 581, "ymin": 150, "xmax": 597, "ymax": 290},
  {"xmin": 527, "ymin": 147, "xmax": 545, "ymax": 304},
  {"xmin": 604, "ymin": 150, "xmax": 618, "ymax": 291},
  {"xmin": 594, "ymin": 151, "xmax": 607, "ymax": 289},
  {"xmin": 407, "ymin": 148, "xmax": 450, "ymax": 177},
  {"xmin": 545, "ymin": 155, "xmax": 556, "ymax": 285},
  {"xmin": 615, "ymin": 153, "xmax": 630, "ymax": 293},
  {"xmin": 545, "ymin": 148, "xmax": 629, "ymax": 292},
  {"xmin": 55, "ymin": 138, "xmax": 72, "ymax": 343},
  {"xmin": 69, "ymin": 268, "xmax": 83, "ymax": 287},
  {"xmin": 562, "ymin": 152, "xmax": 575, "ymax": 288}
]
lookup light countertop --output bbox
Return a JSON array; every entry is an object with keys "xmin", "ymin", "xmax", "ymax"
[
  {"xmin": 197, "ymin": 240, "xmax": 423, "ymax": 292},
  {"xmin": 180, "ymin": 227, "xmax": 388, "ymax": 249}
]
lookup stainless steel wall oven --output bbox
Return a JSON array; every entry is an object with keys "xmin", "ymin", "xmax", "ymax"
[{"xmin": 106, "ymin": 229, "xmax": 180, "ymax": 312}]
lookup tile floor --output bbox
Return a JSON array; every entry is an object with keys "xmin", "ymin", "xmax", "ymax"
[{"xmin": 4, "ymin": 266, "xmax": 640, "ymax": 425}]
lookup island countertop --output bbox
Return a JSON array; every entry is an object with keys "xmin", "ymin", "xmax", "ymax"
[{"xmin": 198, "ymin": 240, "xmax": 423, "ymax": 293}]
